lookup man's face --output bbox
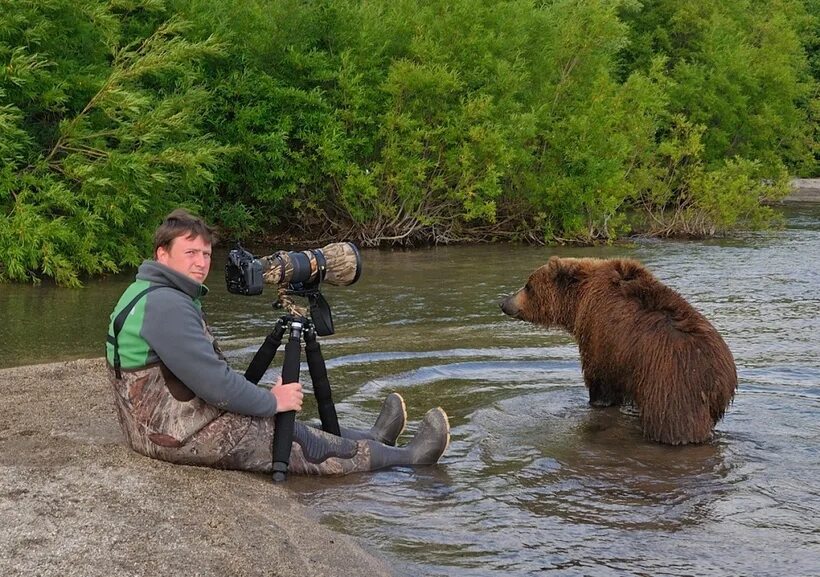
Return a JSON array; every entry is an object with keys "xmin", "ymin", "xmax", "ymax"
[{"xmin": 156, "ymin": 234, "xmax": 212, "ymax": 284}]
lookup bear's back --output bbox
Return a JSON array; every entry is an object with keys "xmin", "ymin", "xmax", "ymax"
[{"xmin": 615, "ymin": 268, "xmax": 712, "ymax": 336}]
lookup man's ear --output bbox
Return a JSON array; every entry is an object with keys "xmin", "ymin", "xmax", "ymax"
[{"xmin": 155, "ymin": 245, "xmax": 169, "ymax": 264}]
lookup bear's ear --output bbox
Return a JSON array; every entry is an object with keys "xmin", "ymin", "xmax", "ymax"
[
  {"xmin": 547, "ymin": 257, "xmax": 585, "ymax": 290},
  {"xmin": 610, "ymin": 259, "xmax": 649, "ymax": 284}
]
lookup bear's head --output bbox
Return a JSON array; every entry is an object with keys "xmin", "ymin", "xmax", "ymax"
[
  {"xmin": 500, "ymin": 257, "xmax": 651, "ymax": 331},
  {"xmin": 500, "ymin": 257, "xmax": 594, "ymax": 330}
]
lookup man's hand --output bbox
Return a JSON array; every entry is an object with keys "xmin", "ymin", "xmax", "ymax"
[{"xmin": 271, "ymin": 375, "xmax": 304, "ymax": 413}]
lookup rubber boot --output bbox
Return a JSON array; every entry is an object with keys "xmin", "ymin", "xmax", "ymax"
[
  {"xmin": 289, "ymin": 407, "xmax": 450, "ymax": 475},
  {"xmin": 338, "ymin": 392, "xmax": 407, "ymax": 446},
  {"xmin": 367, "ymin": 407, "xmax": 450, "ymax": 470}
]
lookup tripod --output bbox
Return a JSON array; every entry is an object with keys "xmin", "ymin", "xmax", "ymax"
[{"xmin": 244, "ymin": 314, "xmax": 341, "ymax": 482}]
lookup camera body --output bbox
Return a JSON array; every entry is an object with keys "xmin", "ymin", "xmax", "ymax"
[{"xmin": 226, "ymin": 244, "xmax": 265, "ymax": 296}]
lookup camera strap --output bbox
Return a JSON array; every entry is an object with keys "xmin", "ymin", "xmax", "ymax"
[{"xmin": 107, "ymin": 285, "xmax": 162, "ymax": 379}]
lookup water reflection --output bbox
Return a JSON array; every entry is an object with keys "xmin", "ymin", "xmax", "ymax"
[
  {"xmin": 0, "ymin": 275, "xmax": 133, "ymax": 367},
  {"xmin": 515, "ymin": 412, "xmax": 732, "ymax": 532}
]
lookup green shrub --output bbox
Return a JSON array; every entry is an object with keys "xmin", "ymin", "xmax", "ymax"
[{"xmin": 0, "ymin": 1, "xmax": 226, "ymax": 285}]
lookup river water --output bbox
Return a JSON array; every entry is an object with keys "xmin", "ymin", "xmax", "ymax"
[{"xmin": 1, "ymin": 205, "xmax": 818, "ymax": 576}]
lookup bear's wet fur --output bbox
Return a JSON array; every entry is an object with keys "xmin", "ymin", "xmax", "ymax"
[{"xmin": 500, "ymin": 257, "xmax": 737, "ymax": 445}]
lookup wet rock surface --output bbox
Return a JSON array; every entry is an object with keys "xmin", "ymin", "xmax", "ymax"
[{"xmin": 0, "ymin": 358, "xmax": 392, "ymax": 577}]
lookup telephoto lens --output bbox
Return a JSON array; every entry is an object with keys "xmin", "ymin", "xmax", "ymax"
[{"xmin": 262, "ymin": 242, "xmax": 362, "ymax": 288}]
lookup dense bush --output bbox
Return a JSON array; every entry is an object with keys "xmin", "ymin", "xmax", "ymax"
[
  {"xmin": 0, "ymin": 0, "xmax": 225, "ymax": 285},
  {"xmin": 1, "ymin": 0, "xmax": 817, "ymax": 284}
]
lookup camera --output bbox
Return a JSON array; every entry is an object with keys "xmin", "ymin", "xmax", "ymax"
[
  {"xmin": 225, "ymin": 242, "xmax": 362, "ymax": 336},
  {"xmin": 226, "ymin": 244, "xmax": 265, "ymax": 296}
]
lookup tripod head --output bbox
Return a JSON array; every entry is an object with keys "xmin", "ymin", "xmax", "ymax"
[{"xmin": 273, "ymin": 283, "xmax": 335, "ymax": 337}]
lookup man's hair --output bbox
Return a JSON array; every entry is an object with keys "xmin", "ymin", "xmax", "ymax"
[{"xmin": 153, "ymin": 208, "xmax": 216, "ymax": 255}]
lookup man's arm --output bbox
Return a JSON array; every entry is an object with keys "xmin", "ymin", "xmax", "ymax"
[{"xmin": 141, "ymin": 288, "xmax": 279, "ymax": 417}]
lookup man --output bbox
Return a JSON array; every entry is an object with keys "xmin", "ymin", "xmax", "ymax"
[{"xmin": 106, "ymin": 208, "xmax": 450, "ymax": 475}]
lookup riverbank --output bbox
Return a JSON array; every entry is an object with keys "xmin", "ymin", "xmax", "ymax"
[
  {"xmin": 0, "ymin": 358, "xmax": 393, "ymax": 577},
  {"xmin": 785, "ymin": 178, "xmax": 820, "ymax": 202}
]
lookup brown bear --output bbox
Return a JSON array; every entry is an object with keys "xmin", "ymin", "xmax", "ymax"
[{"xmin": 500, "ymin": 257, "xmax": 737, "ymax": 445}]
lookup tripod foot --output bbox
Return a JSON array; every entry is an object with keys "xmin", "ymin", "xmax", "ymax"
[{"xmin": 272, "ymin": 461, "xmax": 288, "ymax": 482}]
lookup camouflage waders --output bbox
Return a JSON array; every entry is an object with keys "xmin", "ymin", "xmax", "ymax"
[{"xmin": 108, "ymin": 364, "xmax": 449, "ymax": 475}]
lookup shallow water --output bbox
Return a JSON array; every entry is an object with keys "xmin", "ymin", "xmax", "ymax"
[{"xmin": 2, "ymin": 205, "xmax": 819, "ymax": 576}]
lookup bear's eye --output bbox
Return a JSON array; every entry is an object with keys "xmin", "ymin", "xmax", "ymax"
[{"xmin": 524, "ymin": 282, "xmax": 533, "ymax": 294}]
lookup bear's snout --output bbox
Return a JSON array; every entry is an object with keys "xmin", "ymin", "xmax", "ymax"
[{"xmin": 500, "ymin": 290, "xmax": 522, "ymax": 318}]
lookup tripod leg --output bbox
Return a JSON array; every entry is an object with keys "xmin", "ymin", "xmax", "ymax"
[
  {"xmin": 304, "ymin": 327, "xmax": 341, "ymax": 436},
  {"xmin": 271, "ymin": 319, "xmax": 304, "ymax": 482},
  {"xmin": 244, "ymin": 320, "xmax": 285, "ymax": 384}
]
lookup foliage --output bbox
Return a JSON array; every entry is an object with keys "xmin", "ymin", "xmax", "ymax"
[
  {"xmin": 507, "ymin": 0, "xmax": 662, "ymax": 241},
  {"xmin": 632, "ymin": 116, "xmax": 790, "ymax": 236},
  {"xmin": 0, "ymin": 0, "xmax": 226, "ymax": 286},
  {"xmin": 617, "ymin": 0, "xmax": 816, "ymax": 233},
  {"xmin": 340, "ymin": 0, "xmax": 525, "ymax": 244},
  {"xmin": 1, "ymin": 0, "xmax": 817, "ymax": 284}
]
